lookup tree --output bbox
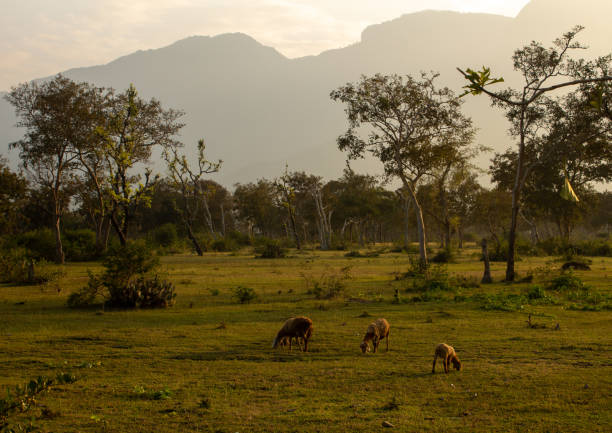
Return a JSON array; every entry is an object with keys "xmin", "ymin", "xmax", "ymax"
[
  {"xmin": 98, "ymin": 85, "xmax": 184, "ymax": 245},
  {"xmin": 233, "ymin": 179, "xmax": 284, "ymax": 238},
  {"xmin": 163, "ymin": 139, "xmax": 221, "ymax": 255},
  {"xmin": 331, "ymin": 73, "xmax": 474, "ymax": 265},
  {"xmin": 6, "ymin": 75, "xmax": 103, "ymax": 263},
  {"xmin": 0, "ymin": 157, "xmax": 28, "ymax": 238},
  {"xmin": 459, "ymin": 26, "xmax": 612, "ymax": 280}
]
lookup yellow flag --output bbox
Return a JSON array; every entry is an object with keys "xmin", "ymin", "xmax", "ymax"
[{"xmin": 560, "ymin": 176, "xmax": 579, "ymax": 202}]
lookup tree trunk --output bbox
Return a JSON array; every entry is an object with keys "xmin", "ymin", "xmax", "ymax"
[
  {"xmin": 401, "ymin": 192, "xmax": 411, "ymax": 250},
  {"xmin": 220, "ymin": 204, "xmax": 226, "ymax": 237},
  {"xmin": 186, "ymin": 222, "xmax": 203, "ymax": 256},
  {"xmin": 481, "ymin": 239, "xmax": 492, "ymax": 284},
  {"xmin": 110, "ymin": 211, "xmax": 127, "ymax": 246},
  {"xmin": 53, "ymin": 210, "xmax": 65, "ymax": 264},
  {"xmin": 458, "ymin": 224, "xmax": 464, "ymax": 249}
]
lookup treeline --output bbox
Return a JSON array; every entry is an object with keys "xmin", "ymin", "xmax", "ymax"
[{"xmin": 1, "ymin": 27, "xmax": 611, "ymax": 278}]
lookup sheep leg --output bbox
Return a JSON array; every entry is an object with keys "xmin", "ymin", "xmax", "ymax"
[
  {"xmin": 432, "ymin": 354, "xmax": 438, "ymax": 373},
  {"xmin": 444, "ymin": 355, "xmax": 450, "ymax": 373},
  {"xmin": 373, "ymin": 337, "xmax": 379, "ymax": 353},
  {"xmin": 303, "ymin": 336, "xmax": 309, "ymax": 352}
]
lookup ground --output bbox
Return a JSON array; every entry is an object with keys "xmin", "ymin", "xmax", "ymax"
[{"xmin": 1, "ymin": 246, "xmax": 611, "ymax": 432}]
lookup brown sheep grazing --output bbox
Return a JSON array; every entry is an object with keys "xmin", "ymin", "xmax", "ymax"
[
  {"xmin": 360, "ymin": 318, "xmax": 390, "ymax": 353},
  {"xmin": 432, "ymin": 343, "xmax": 462, "ymax": 373},
  {"xmin": 272, "ymin": 316, "xmax": 313, "ymax": 352}
]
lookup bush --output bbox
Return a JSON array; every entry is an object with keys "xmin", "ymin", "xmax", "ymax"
[
  {"xmin": 255, "ymin": 239, "xmax": 286, "ymax": 258},
  {"xmin": 0, "ymin": 247, "xmax": 64, "ymax": 285},
  {"xmin": 211, "ymin": 237, "xmax": 239, "ymax": 252},
  {"xmin": 68, "ymin": 241, "xmax": 175, "ymax": 309},
  {"xmin": 67, "ymin": 271, "xmax": 104, "ymax": 308},
  {"xmin": 226, "ymin": 230, "xmax": 252, "ymax": 247},
  {"xmin": 152, "ymin": 223, "xmax": 178, "ymax": 248},
  {"xmin": 410, "ymin": 264, "xmax": 454, "ymax": 292},
  {"xmin": 63, "ymin": 229, "xmax": 99, "ymax": 261},
  {"xmin": 303, "ymin": 266, "xmax": 352, "ymax": 299},
  {"xmin": 16, "ymin": 229, "xmax": 56, "ymax": 261},
  {"xmin": 547, "ymin": 272, "xmax": 587, "ymax": 291},
  {"xmin": 431, "ymin": 248, "xmax": 454, "ymax": 263},
  {"xmin": 234, "ymin": 286, "xmax": 257, "ymax": 304}
]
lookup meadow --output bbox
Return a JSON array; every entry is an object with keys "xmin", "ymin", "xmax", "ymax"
[{"xmin": 1, "ymin": 245, "xmax": 611, "ymax": 432}]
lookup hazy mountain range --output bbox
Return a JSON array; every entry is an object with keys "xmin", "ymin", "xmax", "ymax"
[{"xmin": 1, "ymin": 0, "xmax": 610, "ymax": 186}]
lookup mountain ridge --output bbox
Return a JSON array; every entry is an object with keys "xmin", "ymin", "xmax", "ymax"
[{"xmin": 1, "ymin": 0, "xmax": 610, "ymax": 186}]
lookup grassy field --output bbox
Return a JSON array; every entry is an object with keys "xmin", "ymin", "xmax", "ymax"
[{"xmin": 1, "ymin": 246, "xmax": 611, "ymax": 432}]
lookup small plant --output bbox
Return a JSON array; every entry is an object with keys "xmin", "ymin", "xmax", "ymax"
[
  {"xmin": 547, "ymin": 272, "xmax": 588, "ymax": 291},
  {"xmin": 303, "ymin": 266, "xmax": 352, "ymax": 299},
  {"xmin": 410, "ymin": 265, "xmax": 454, "ymax": 292},
  {"xmin": 234, "ymin": 286, "xmax": 257, "ymax": 304},
  {"xmin": 209, "ymin": 288, "xmax": 220, "ymax": 296},
  {"xmin": 198, "ymin": 398, "xmax": 211, "ymax": 409},
  {"xmin": 152, "ymin": 388, "xmax": 172, "ymax": 400},
  {"xmin": 381, "ymin": 396, "xmax": 400, "ymax": 411}
]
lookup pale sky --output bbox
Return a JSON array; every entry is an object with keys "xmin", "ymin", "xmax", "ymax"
[{"xmin": 0, "ymin": 0, "xmax": 531, "ymax": 91}]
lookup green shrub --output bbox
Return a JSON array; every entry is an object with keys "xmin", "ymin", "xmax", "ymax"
[
  {"xmin": 226, "ymin": 230, "xmax": 251, "ymax": 246},
  {"xmin": 234, "ymin": 286, "xmax": 257, "ymax": 304},
  {"xmin": 0, "ymin": 247, "xmax": 64, "ymax": 285},
  {"xmin": 211, "ymin": 237, "xmax": 239, "ymax": 252},
  {"xmin": 255, "ymin": 239, "xmax": 286, "ymax": 258},
  {"xmin": 63, "ymin": 229, "xmax": 99, "ymax": 261},
  {"xmin": 453, "ymin": 275, "xmax": 480, "ymax": 289},
  {"xmin": 152, "ymin": 223, "xmax": 178, "ymax": 248},
  {"xmin": 410, "ymin": 264, "xmax": 454, "ymax": 292},
  {"xmin": 16, "ymin": 228, "xmax": 56, "ymax": 261},
  {"xmin": 547, "ymin": 272, "xmax": 587, "ymax": 291},
  {"xmin": 303, "ymin": 266, "xmax": 352, "ymax": 299},
  {"xmin": 431, "ymin": 248, "xmax": 454, "ymax": 263},
  {"xmin": 68, "ymin": 241, "xmax": 175, "ymax": 309}
]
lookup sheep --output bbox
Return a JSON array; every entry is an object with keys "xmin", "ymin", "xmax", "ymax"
[
  {"xmin": 360, "ymin": 318, "xmax": 390, "ymax": 353},
  {"xmin": 272, "ymin": 316, "xmax": 313, "ymax": 352},
  {"xmin": 432, "ymin": 343, "xmax": 462, "ymax": 374}
]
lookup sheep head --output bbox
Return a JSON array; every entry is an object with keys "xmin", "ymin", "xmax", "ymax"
[
  {"xmin": 452, "ymin": 357, "xmax": 462, "ymax": 371},
  {"xmin": 360, "ymin": 341, "xmax": 370, "ymax": 353}
]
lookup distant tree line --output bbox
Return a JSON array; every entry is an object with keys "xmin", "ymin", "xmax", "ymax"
[{"xmin": 1, "ymin": 27, "xmax": 610, "ymax": 274}]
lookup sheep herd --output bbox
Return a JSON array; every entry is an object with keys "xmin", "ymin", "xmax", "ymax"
[{"xmin": 272, "ymin": 316, "xmax": 462, "ymax": 374}]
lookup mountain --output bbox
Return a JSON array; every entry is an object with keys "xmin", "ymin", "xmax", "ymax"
[{"xmin": 1, "ymin": 0, "xmax": 611, "ymax": 186}]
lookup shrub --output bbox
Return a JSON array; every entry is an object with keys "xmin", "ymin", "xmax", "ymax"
[
  {"xmin": 234, "ymin": 286, "xmax": 257, "ymax": 303},
  {"xmin": 547, "ymin": 272, "xmax": 587, "ymax": 291},
  {"xmin": 63, "ymin": 229, "xmax": 99, "ymax": 261},
  {"xmin": 211, "ymin": 237, "xmax": 239, "ymax": 252},
  {"xmin": 303, "ymin": 266, "xmax": 352, "ymax": 299},
  {"xmin": 431, "ymin": 248, "xmax": 454, "ymax": 263},
  {"xmin": 16, "ymin": 228, "xmax": 56, "ymax": 261},
  {"xmin": 410, "ymin": 265, "xmax": 454, "ymax": 292},
  {"xmin": 226, "ymin": 230, "xmax": 251, "ymax": 246},
  {"xmin": 453, "ymin": 275, "xmax": 480, "ymax": 289},
  {"xmin": 152, "ymin": 223, "xmax": 178, "ymax": 248},
  {"xmin": 0, "ymin": 247, "xmax": 64, "ymax": 285},
  {"xmin": 255, "ymin": 239, "xmax": 286, "ymax": 258},
  {"xmin": 68, "ymin": 241, "xmax": 175, "ymax": 309}
]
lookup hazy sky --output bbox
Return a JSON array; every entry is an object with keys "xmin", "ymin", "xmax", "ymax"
[{"xmin": 1, "ymin": 0, "xmax": 531, "ymax": 91}]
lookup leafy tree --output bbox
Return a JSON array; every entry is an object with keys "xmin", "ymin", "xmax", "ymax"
[
  {"xmin": 490, "ymin": 87, "xmax": 612, "ymax": 241},
  {"xmin": 163, "ymin": 139, "xmax": 221, "ymax": 255},
  {"xmin": 0, "ymin": 157, "xmax": 28, "ymax": 238},
  {"xmin": 233, "ymin": 179, "xmax": 283, "ymax": 238},
  {"xmin": 331, "ymin": 73, "xmax": 474, "ymax": 264},
  {"xmin": 97, "ymin": 85, "xmax": 184, "ymax": 245},
  {"xmin": 458, "ymin": 26, "xmax": 612, "ymax": 280},
  {"xmin": 6, "ymin": 75, "xmax": 103, "ymax": 263}
]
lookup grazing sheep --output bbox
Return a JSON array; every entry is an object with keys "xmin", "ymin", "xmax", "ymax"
[
  {"xmin": 432, "ymin": 343, "xmax": 462, "ymax": 373},
  {"xmin": 272, "ymin": 316, "xmax": 313, "ymax": 352},
  {"xmin": 360, "ymin": 318, "xmax": 390, "ymax": 353}
]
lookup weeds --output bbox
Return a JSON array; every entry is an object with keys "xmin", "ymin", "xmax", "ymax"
[{"xmin": 234, "ymin": 286, "xmax": 257, "ymax": 304}]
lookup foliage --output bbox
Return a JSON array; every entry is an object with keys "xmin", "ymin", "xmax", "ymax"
[
  {"xmin": 0, "ymin": 247, "xmax": 63, "ymax": 285},
  {"xmin": 431, "ymin": 248, "xmax": 454, "ymax": 263},
  {"xmin": 546, "ymin": 272, "xmax": 588, "ymax": 291},
  {"xmin": 409, "ymin": 264, "xmax": 454, "ymax": 292},
  {"xmin": 67, "ymin": 241, "xmax": 175, "ymax": 309},
  {"xmin": 152, "ymin": 223, "xmax": 178, "ymax": 248},
  {"xmin": 0, "ymin": 373, "xmax": 77, "ymax": 428},
  {"xmin": 303, "ymin": 266, "xmax": 352, "ymax": 299},
  {"xmin": 255, "ymin": 239, "xmax": 286, "ymax": 259},
  {"xmin": 233, "ymin": 286, "xmax": 257, "ymax": 304}
]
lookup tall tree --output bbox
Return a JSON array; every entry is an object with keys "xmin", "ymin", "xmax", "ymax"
[
  {"xmin": 6, "ymin": 75, "xmax": 102, "ymax": 263},
  {"xmin": 163, "ymin": 139, "xmax": 221, "ymax": 255},
  {"xmin": 459, "ymin": 26, "xmax": 612, "ymax": 280},
  {"xmin": 331, "ymin": 73, "xmax": 474, "ymax": 265},
  {"xmin": 98, "ymin": 84, "xmax": 184, "ymax": 245},
  {"xmin": 0, "ymin": 157, "xmax": 28, "ymax": 238}
]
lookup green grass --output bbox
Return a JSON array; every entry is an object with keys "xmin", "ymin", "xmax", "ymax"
[{"xmin": 1, "ymin": 245, "xmax": 611, "ymax": 432}]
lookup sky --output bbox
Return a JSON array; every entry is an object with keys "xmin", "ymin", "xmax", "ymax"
[{"xmin": 1, "ymin": 0, "xmax": 532, "ymax": 91}]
